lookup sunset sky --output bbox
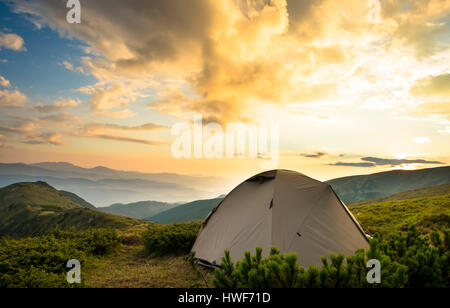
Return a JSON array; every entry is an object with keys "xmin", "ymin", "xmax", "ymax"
[{"xmin": 0, "ymin": 0, "xmax": 449, "ymax": 182}]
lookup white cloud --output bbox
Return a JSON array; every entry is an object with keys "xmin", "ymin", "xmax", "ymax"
[
  {"xmin": 92, "ymin": 109, "xmax": 136, "ymax": 118},
  {"xmin": 0, "ymin": 89, "xmax": 27, "ymax": 107},
  {"xmin": 34, "ymin": 98, "xmax": 79, "ymax": 113},
  {"xmin": 0, "ymin": 76, "xmax": 11, "ymax": 88},
  {"xmin": 59, "ymin": 61, "xmax": 84, "ymax": 74},
  {"xmin": 413, "ymin": 136, "xmax": 432, "ymax": 144},
  {"xmin": 0, "ymin": 32, "xmax": 26, "ymax": 51}
]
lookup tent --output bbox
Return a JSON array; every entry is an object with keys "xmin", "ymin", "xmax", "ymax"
[{"xmin": 192, "ymin": 170, "xmax": 369, "ymax": 268}]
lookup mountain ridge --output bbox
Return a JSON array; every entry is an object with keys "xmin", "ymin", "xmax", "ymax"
[
  {"xmin": 0, "ymin": 182, "xmax": 147, "ymax": 238},
  {"xmin": 327, "ymin": 166, "xmax": 449, "ymax": 203},
  {"xmin": 0, "ymin": 162, "xmax": 230, "ymax": 206}
]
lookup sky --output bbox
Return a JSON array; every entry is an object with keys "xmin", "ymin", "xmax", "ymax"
[{"xmin": 0, "ymin": 0, "xmax": 448, "ymax": 182}]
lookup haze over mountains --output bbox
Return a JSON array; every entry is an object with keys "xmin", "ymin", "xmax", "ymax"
[{"xmin": 0, "ymin": 162, "xmax": 232, "ymax": 206}]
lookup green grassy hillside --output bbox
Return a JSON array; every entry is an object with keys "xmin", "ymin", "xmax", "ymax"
[
  {"xmin": 59, "ymin": 190, "xmax": 96, "ymax": 209},
  {"xmin": 98, "ymin": 200, "xmax": 178, "ymax": 219},
  {"xmin": 148, "ymin": 197, "xmax": 224, "ymax": 224},
  {"xmin": 349, "ymin": 185, "xmax": 450, "ymax": 235},
  {"xmin": 0, "ymin": 182, "xmax": 148, "ymax": 238},
  {"xmin": 328, "ymin": 166, "xmax": 450, "ymax": 203},
  {"xmin": 350, "ymin": 183, "xmax": 450, "ymax": 206}
]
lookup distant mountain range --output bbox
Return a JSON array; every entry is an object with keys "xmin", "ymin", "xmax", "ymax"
[
  {"xmin": 0, "ymin": 163, "xmax": 448, "ymax": 226},
  {"xmin": 0, "ymin": 182, "xmax": 146, "ymax": 237},
  {"xmin": 144, "ymin": 166, "xmax": 450, "ymax": 224},
  {"xmin": 148, "ymin": 197, "xmax": 224, "ymax": 224},
  {"xmin": 0, "ymin": 162, "xmax": 231, "ymax": 206}
]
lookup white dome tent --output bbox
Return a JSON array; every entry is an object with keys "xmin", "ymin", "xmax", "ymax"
[{"xmin": 192, "ymin": 170, "xmax": 369, "ymax": 268}]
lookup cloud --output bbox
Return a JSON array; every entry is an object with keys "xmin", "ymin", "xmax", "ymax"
[
  {"xmin": 34, "ymin": 98, "xmax": 79, "ymax": 113},
  {"xmin": 415, "ymin": 102, "xmax": 450, "ymax": 115},
  {"xmin": 12, "ymin": 0, "xmax": 340, "ymax": 122},
  {"xmin": 0, "ymin": 32, "xmax": 26, "ymax": 51},
  {"xmin": 0, "ymin": 89, "xmax": 27, "ymax": 107},
  {"xmin": 300, "ymin": 151, "xmax": 328, "ymax": 158},
  {"xmin": 59, "ymin": 61, "xmax": 84, "ymax": 74},
  {"xmin": 0, "ymin": 76, "xmax": 11, "ymax": 88},
  {"xmin": 412, "ymin": 136, "xmax": 431, "ymax": 144},
  {"xmin": 438, "ymin": 127, "xmax": 450, "ymax": 134},
  {"xmin": 86, "ymin": 134, "xmax": 166, "ymax": 146},
  {"xmin": 75, "ymin": 121, "xmax": 167, "ymax": 146},
  {"xmin": 9, "ymin": 0, "xmax": 450, "ymax": 124},
  {"xmin": 83, "ymin": 122, "xmax": 166, "ymax": 133},
  {"xmin": 361, "ymin": 156, "xmax": 444, "ymax": 166},
  {"xmin": 411, "ymin": 74, "xmax": 450, "ymax": 98},
  {"xmin": 330, "ymin": 162, "xmax": 376, "ymax": 168},
  {"xmin": 38, "ymin": 113, "xmax": 80, "ymax": 126},
  {"xmin": 0, "ymin": 116, "xmax": 67, "ymax": 146},
  {"xmin": 92, "ymin": 109, "xmax": 137, "ymax": 118},
  {"xmin": 23, "ymin": 132, "xmax": 65, "ymax": 146},
  {"xmin": 79, "ymin": 84, "xmax": 143, "ymax": 113},
  {"xmin": 331, "ymin": 156, "xmax": 444, "ymax": 167}
]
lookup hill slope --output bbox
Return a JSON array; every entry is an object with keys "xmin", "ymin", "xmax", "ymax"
[
  {"xmin": 327, "ymin": 166, "xmax": 450, "ymax": 203},
  {"xmin": 349, "ymin": 184, "xmax": 450, "ymax": 235},
  {"xmin": 0, "ymin": 182, "xmax": 146, "ymax": 238},
  {"xmin": 98, "ymin": 201, "xmax": 178, "ymax": 219},
  {"xmin": 148, "ymin": 197, "xmax": 224, "ymax": 224},
  {"xmin": 350, "ymin": 183, "xmax": 450, "ymax": 206},
  {"xmin": 59, "ymin": 190, "xmax": 96, "ymax": 209}
]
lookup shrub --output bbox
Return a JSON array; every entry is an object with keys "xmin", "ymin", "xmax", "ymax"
[
  {"xmin": 0, "ymin": 228, "xmax": 120, "ymax": 288},
  {"xmin": 142, "ymin": 222, "xmax": 201, "ymax": 257},
  {"xmin": 213, "ymin": 227, "xmax": 449, "ymax": 288}
]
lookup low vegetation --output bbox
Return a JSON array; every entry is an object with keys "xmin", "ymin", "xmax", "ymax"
[
  {"xmin": 351, "ymin": 193, "xmax": 450, "ymax": 235},
  {"xmin": 1, "ymin": 182, "xmax": 449, "ymax": 288},
  {"xmin": 0, "ymin": 182, "xmax": 147, "ymax": 238},
  {"xmin": 142, "ymin": 222, "xmax": 201, "ymax": 257},
  {"xmin": 213, "ymin": 227, "xmax": 449, "ymax": 288},
  {"xmin": 0, "ymin": 229, "xmax": 120, "ymax": 288}
]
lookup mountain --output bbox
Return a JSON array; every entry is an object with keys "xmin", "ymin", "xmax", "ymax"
[
  {"xmin": 147, "ymin": 197, "xmax": 224, "ymax": 224},
  {"xmin": 350, "ymin": 183, "xmax": 450, "ymax": 206},
  {"xmin": 145, "ymin": 166, "xmax": 450, "ymax": 225},
  {"xmin": 31, "ymin": 162, "xmax": 230, "ymax": 188},
  {"xmin": 0, "ymin": 182, "xmax": 146, "ymax": 238},
  {"xmin": 59, "ymin": 190, "xmax": 96, "ymax": 209},
  {"xmin": 349, "ymin": 184, "xmax": 450, "ymax": 235},
  {"xmin": 98, "ymin": 201, "xmax": 179, "ymax": 219},
  {"xmin": 327, "ymin": 166, "xmax": 450, "ymax": 203},
  {"xmin": 0, "ymin": 162, "xmax": 231, "ymax": 206}
]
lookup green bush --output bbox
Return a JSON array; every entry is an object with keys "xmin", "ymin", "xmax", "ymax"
[
  {"xmin": 213, "ymin": 227, "xmax": 449, "ymax": 288},
  {"xmin": 142, "ymin": 222, "xmax": 201, "ymax": 257},
  {"xmin": 0, "ymin": 228, "xmax": 120, "ymax": 288}
]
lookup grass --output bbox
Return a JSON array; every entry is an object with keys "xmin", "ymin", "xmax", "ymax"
[
  {"xmin": 350, "ymin": 193, "xmax": 450, "ymax": 235},
  {"xmin": 83, "ymin": 232, "xmax": 213, "ymax": 288},
  {"xmin": 3, "ymin": 182, "xmax": 450, "ymax": 288},
  {"xmin": 84, "ymin": 186, "xmax": 450, "ymax": 287},
  {"xmin": 0, "ymin": 182, "xmax": 149, "ymax": 237},
  {"xmin": 350, "ymin": 183, "xmax": 450, "ymax": 206}
]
